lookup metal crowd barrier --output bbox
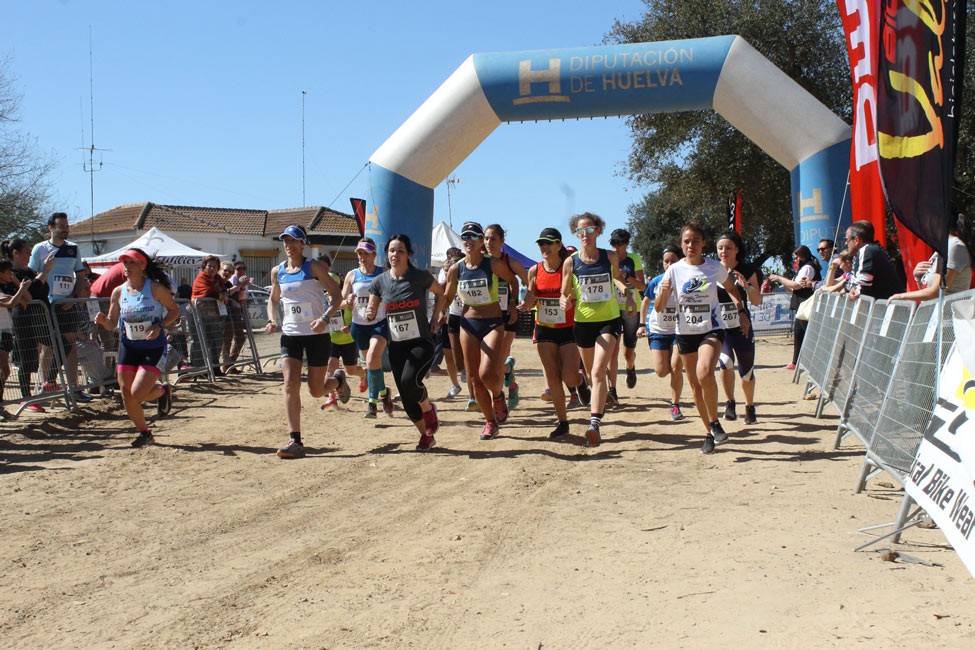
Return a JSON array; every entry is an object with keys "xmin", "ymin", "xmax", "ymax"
[
  {"xmin": 834, "ymin": 299, "xmax": 915, "ymax": 450},
  {"xmin": 816, "ymin": 295, "xmax": 874, "ymax": 418},
  {"xmin": 795, "ymin": 291, "xmax": 848, "ymax": 398},
  {"xmin": 2, "ymin": 299, "xmax": 74, "ymax": 415}
]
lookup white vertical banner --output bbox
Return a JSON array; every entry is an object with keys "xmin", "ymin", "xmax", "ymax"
[{"xmin": 905, "ymin": 335, "xmax": 975, "ymax": 578}]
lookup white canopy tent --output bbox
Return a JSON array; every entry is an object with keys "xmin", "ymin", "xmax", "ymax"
[
  {"xmin": 84, "ymin": 227, "xmax": 223, "ymax": 268},
  {"xmin": 430, "ymin": 221, "xmax": 462, "ymax": 267}
]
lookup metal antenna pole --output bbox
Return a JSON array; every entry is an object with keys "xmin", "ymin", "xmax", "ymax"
[
  {"xmin": 446, "ymin": 176, "xmax": 460, "ymax": 228},
  {"xmin": 301, "ymin": 90, "xmax": 307, "ymax": 206}
]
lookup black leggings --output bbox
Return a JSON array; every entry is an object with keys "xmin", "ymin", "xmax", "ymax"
[
  {"xmin": 388, "ymin": 337, "xmax": 436, "ymax": 422},
  {"xmin": 792, "ymin": 318, "xmax": 807, "ymax": 364}
]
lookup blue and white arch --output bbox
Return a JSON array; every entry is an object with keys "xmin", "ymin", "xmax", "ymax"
[{"xmin": 367, "ymin": 35, "xmax": 851, "ymax": 268}]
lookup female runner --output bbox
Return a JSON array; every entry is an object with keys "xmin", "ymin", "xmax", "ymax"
[
  {"xmin": 715, "ymin": 231, "xmax": 762, "ymax": 425},
  {"xmin": 637, "ymin": 245, "xmax": 685, "ymax": 421},
  {"xmin": 483, "ymin": 224, "xmax": 527, "ymax": 410},
  {"xmin": 343, "ymin": 238, "xmax": 392, "ymax": 418},
  {"xmin": 365, "ymin": 234, "xmax": 444, "ymax": 450},
  {"xmin": 94, "ymin": 248, "xmax": 179, "ymax": 447},
  {"xmin": 654, "ymin": 223, "xmax": 749, "ymax": 454},
  {"xmin": 518, "ymin": 227, "xmax": 582, "ymax": 438},
  {"xmin": 443, "ymin": 221, "xmax": 520, "ymax": 440},
  {"xmin": 560, "ymin": 212, "xmax": 633, "ymax": 447}
]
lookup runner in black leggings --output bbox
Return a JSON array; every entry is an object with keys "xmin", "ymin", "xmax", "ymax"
[{"xmin": 365, "ymin": 234, "xmax": 445, "ymax": 451}]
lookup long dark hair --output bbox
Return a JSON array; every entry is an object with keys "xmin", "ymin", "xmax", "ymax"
[{"xmin": 128, "ymin": 248, "xmax": 172, "ymax": 291}]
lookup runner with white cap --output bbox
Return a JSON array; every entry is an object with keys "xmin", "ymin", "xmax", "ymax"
[{"xmin": 265, "ymin": 225, "xmax": 349, "ymax": 459}]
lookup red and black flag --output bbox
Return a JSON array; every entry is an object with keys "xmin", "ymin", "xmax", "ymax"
[
  {"xmin": 877, "ymin": 0, "xmax": 967, "ymax": 261},
  {"xmin": 349, "ymin": 198, "xmax": 367, "ymax": 237},
  {"xmin": 727, "ymin": 187, "xmax": 742, "ymax": 233}
]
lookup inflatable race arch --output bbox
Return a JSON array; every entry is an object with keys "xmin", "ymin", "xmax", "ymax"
[{"xmin": 366, "ymin": 35, "xmax": 852, "ymax": 267}]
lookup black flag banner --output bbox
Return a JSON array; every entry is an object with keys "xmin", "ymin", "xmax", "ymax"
[
  {"xmin": 877, "ymin": 0, "xmax": 967, "ymax": 260},
  {"xmin": 349, "ymin": 198, "xmax": 367, "ymax": 237}
]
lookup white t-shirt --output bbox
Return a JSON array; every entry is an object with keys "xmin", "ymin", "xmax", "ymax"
[
  {"xmin": 947, "ymin": 235, "xmax": 972, "ymax": 294},
  {"xmin": 662, "ymin": 258, "xmax": 728, "ymax": 336}
]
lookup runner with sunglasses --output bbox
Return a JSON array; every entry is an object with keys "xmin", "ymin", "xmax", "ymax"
[
  {"xmin": 519, "ymin": 227, "xmax": 582, "ymax": 438},
  {"xmin": 561, "ymin": 212, "xmax": 633, "ymax": 447},
  {"xmin": 443, "ymin": 222, "xmax": 520, "ymax": 440}
]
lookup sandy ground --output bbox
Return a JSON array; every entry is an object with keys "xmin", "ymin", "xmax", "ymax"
[{"xmin": 0, "ymin": 335, "xmax": 973, "ymax": 649}]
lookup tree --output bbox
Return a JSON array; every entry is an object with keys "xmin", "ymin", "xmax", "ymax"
[
  {"xmin": 1, "ymin": 55, "xmax": 54, "ymax": 242},
  {"xmin": 607, "ymin": 0, "xmax": 852, "ymax": 275}
]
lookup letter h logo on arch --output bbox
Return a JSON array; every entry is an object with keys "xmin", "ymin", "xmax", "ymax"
[{"xmin": 515, "ymin": 58, "xmax": 569, "ymax": 105}]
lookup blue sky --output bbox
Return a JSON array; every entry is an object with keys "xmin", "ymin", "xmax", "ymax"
[{"xmin": 5, "ymin": 0, "xmax": 651, "ymax": 258}]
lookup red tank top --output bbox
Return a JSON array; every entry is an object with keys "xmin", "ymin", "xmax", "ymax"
[{"xmin": 534, "ymin": 260, "xmax": 573, "ymax": 328}]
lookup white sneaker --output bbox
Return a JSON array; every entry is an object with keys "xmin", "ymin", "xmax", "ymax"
[{"xmin": 447, "ymin": 384, "xmax": 462, "ymax": 398}]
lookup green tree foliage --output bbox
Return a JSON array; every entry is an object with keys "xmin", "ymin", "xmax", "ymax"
[
  {"xmin": 1, "ymin": 55, "xmax": 53, "ymax": 243},
  {"xmin": 607, "ymin": 0, "xmax": 851, "ymax": 275},
  {"xmin": 951, "ymin": 7, "xmax": 975, "ymax": 253}
]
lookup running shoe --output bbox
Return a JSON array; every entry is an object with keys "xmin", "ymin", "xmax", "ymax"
[
  {"xmin": 42, "ymin": 381, "xmax": 60, "ymax": 393},
  {"xmin": 480, "ymin": 419, "xmax": 500, "ymax": 440},
  {"xmin": 540, "ymin": 388, "xmax": 552, "ymax": 402},
  {"xmin": 22, "ymin": 403, "xmax": 46, "ymax": 413},
  {"xmin": 504, "ymin": 356, "xmax": 515, "ymax": 387},
  {"xmin": 447, "ymin": 383, "xmax": 462, "ymax": 399},
  {"xmin": 507, "ymin": 382, "xmax": 519, "ymax": 410},
  {"xmin": 494, "ymin": 391, "xmax": 509, "ymax": 424},
  {"xmin": 701, "ymin": 434, "xmax": 716, "ymax": 454},
  {"xmin": 711, "ymin": 421, "xmax": 729, "ymax": 444},
  {"xmin": 276, "ymin": 439, "xmax": 305, "ymax": 459},
  {"xmin": 669, "ymin": 404, "xmax": 684, "ymax": 421},
  {"xmin": 380, "ymin": 390, "xmax": 394, "ymax": 415},
  {"xmin": 416, "ymin": 433, "xmax": 436, "ymax": 451},
  {"xmin": 156, "ymin": 384, "xmax": 173, "ymax": 417},
  {"xmin": 723, "ymin": 400, "xmax": 737, "ymax": 421},
  {"xmin": 584, "ymin": 425, "xmax": 601, "ymax": 448},
  {"xmin": 465, "ymin": 397, "xmax": 479, "ymax": 412},
  {"xmin": 333, "ymin": 369, "xmax": 351, "ymax": 404},
  {"xmin": 364, "ymin": 401, "xmax": 378, "ymax": 419},
  {"xmin": 131, "ymin": 430, "xmax": 155, "ymax": 448},
  {"xmin": 74, "ymin": 390, "xmax": 94, "ymax": 403},
  {"xmin": 743, "ymin": 405, "xmax": 758, "ymax": 425},
  {"xmin": 577, "ymin": 382, "xmax": 592, "ymax": 406},
  {"xmin": 566, "ymin": 394, "xmax": 583, "ymax": 410},
  {"xmin": 422, "ymin": 404, "xmax": 439, "ymax": 436},
  {"xmin": 321, "ymin": 392, "xmax": 338, "ymax": 409},
  {"xmin": 549, "ymin": 421, "xmax": 569, "ymax": 438},
  {"xmin": 358, "ymin": 374, "xmax": 368, "ymax": 393},
  {"xmin": 625, "ymin": 366, "xmax": 637, "ymax": 389},
  {"xmin": 783, "ymin": 362, "xmax": 796, "ymax": 370},
  {"xmin": 607, "ymin": 386, "xmax": 620, "ymax": 408},
  {"xmin": 460, "ymin": 370, "xmax": 467, "ymax": 384}
]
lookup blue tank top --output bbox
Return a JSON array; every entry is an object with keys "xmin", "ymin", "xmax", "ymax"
[
  {"xmin": 351, "ymin": 266, "xmax": 385, "ymax": 325},
  {"xmin": 457, "ymin": 256, "xmax": 498, "ymax": 307},
  {"xmin": 278, "ymin": 259, "xmax": 327, "ymax": 336},
  {"xmin": 119, "ymin": 280, "xmax": 166, "ymax": 349}
]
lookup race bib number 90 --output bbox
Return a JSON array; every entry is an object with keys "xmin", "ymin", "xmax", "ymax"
[{"xmin": 283, "ymin": 301, "xmax": 314, "ymax": 325}]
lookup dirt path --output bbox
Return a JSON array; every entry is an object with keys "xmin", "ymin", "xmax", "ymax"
[{"xmin": 1, "ymin": 336, "xmax": 972, "ymax": 648}]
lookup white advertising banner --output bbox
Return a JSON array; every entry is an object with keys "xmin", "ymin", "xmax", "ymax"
[
  {"xmin": 905, "ymin": 333, "xmax": 975, "ymax": 578},
  {"xmin": 750, "ymin": 292, "xmax": 793, "ymax": 333}
]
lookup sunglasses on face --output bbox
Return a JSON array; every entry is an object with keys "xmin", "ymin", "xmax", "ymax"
[
  {"xmin": 575, "ymin": 226, "xmax": 597, "ymax": 235},
  {"xmin": 537, "ymin": 239, "xmax": 560, "ymax": 246},
  {"xmin": 461, "ymin": 234, "xmax": 482, "ymax": 241},
  {"xmin": 817, "ymin": 247, "xmax": 829, "ymax": 252}
]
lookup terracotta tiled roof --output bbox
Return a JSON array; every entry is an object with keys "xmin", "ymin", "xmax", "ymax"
[
  {"xmin": 75, "ymin": 203, "xmax": 359, "ymax": 237},
  {"xmin": 72, "ymin": 202, "xmax": 150, "ymax": 234}
]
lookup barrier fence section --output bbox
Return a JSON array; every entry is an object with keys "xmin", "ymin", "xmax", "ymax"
[
  {"xmin": 816, "ymin": 295, "xmax": 874, "ymax": 418},
  {"xmin": 835, "ymin": 299, "xmax": 915, "ymax": 451},
  {"xmin": 801, "ymin": 289, "xmax": 975, "ymax": 547},
  {"xmin": 1, "ymin": 299, "xmax": 74, "ymax": 415},
  {"xmin": 796, "ymin": 291, "xmax": 847, "ymax": 397}
]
